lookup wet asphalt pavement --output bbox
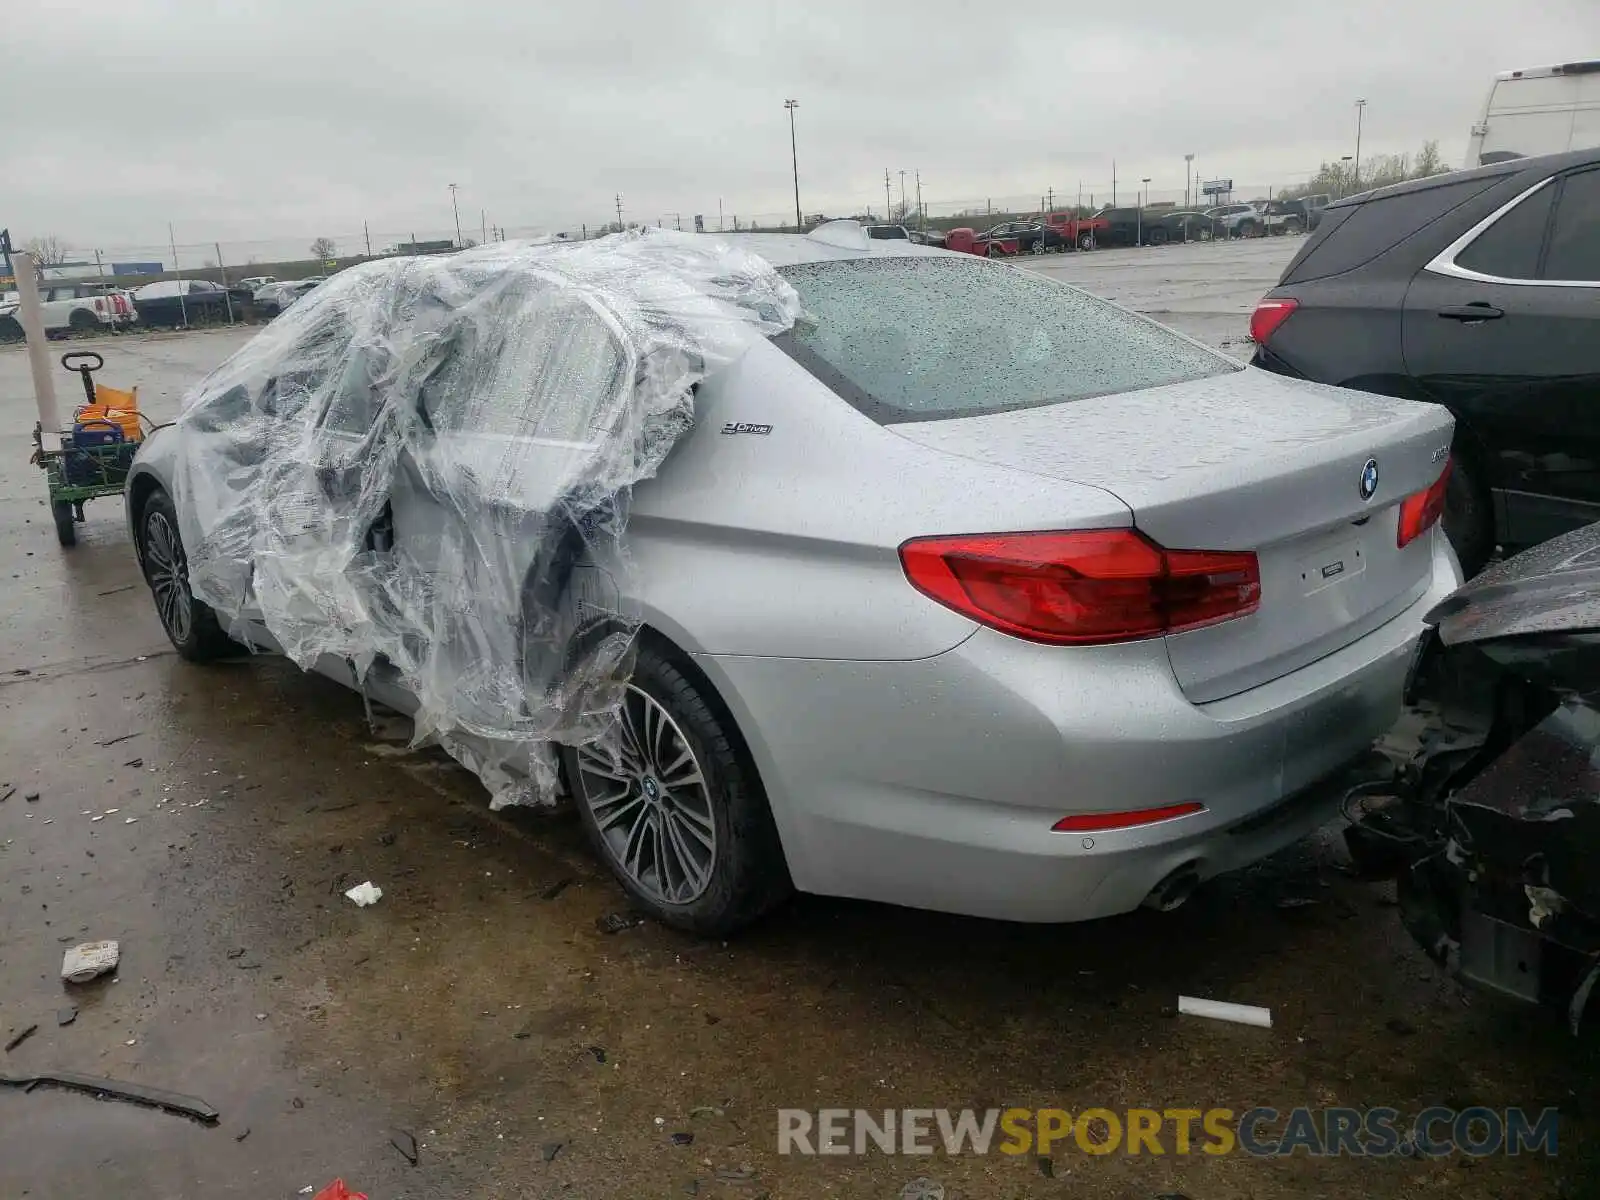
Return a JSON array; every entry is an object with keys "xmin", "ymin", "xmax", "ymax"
[{"xmin": 2, "ymin": 249, "xmax": 1595, "ymax": 1200}]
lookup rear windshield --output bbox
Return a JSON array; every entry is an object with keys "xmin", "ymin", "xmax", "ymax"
[{"xmin": 776, "ymin": 257, "xmax": 1237, "ymax": 424}]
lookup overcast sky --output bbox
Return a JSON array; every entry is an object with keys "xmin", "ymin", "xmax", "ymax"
[{"xmin": 6, "ymin": 0, "xmax": 1595, "ymax": 260}]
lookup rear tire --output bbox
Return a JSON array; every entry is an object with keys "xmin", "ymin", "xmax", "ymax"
[
  {"xmin": 1237, "ymin": 219, "xmax": 1257, "ymax": 238},
  {"xmin": 0, "ymin": 316, "xmax": 21, "ymax": 343},
  {"xmin": 1078, "ymin": 233, "xmax": 1094, "ymax": 251},
  {"xmin": 986, "ymin": 243, "xmax": 1003, "ymax": 258},
  {"xmin": 563, "ymin": 639, "xmax": 792, "ymax": 936},
  {"xmin": 68, "ymin": 308, "xmax": 98, "ymax": 332},
  {"xmin": 52, "ymin": 500, "xmax": 76, "ymax": 547},
  {"xmin": 1149, "ymin": 227, "xmax": 1169, "ymax": 247},
  {"xmin": 137, "ymin": 489, "xmax": 235, "ymax": 660},
  {"xmin": 1442, "ymin": 451, "xmax": 1494, "ymax": 578}
]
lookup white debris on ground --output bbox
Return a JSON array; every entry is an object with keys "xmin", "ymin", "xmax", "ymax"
[
  {"xmin": 1177, "ymin": 995, "xmax": 1273, "ymax": 1028},
  {"xmin": 344, "ymin": 881, "xmax": 383, "ymax": 907},
  {"xmin": 61, "ymin": 940, "xmax": 120, "ymax": 984}
]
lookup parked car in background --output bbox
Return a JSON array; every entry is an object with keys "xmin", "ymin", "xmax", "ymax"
[
  {"xmin": 1040, "ymin": 210, "xmax": 1112, "ymax": 250},
  {"xmin": 907, "ymin": 228, "xmax": 946, "ymax": 247},
  {"xmin": 1145, "ymin": 210, "xmax": 1220, "ymax": 244},
  {"xmin": 252, "ymin": 278, "xmax": 322, "ymax": 316},
  {"xmin": 864, "ymin": 224, "xmax": 912, "ymax": 241},
  {"xmin": 944, "ymin": 226, "xmax": 1022, "ymax": 257},
  {"xmin": 132, "ymin": 279, "xmax": 232, "ymax": 327},
  {"xmin": 974, "ymin": 222, "xmax": 1039, "ymax": 255},
  {"xmin": 0, "ymin": 280, "xmax": 137, "ymax": 341},
  {"xmin": 129, "ymin": 227, "xmax": 1461, "ymax": 934},
  {"xmin": 237, "ymin": 275, "xmax": 277, "ymax": 292},
  {"xmin": 1466, "ymin": 59, "xmax": 1600, "ymax": 166},
  {"xmin": 1250, "ymin": 148, "xmax": 1600, "ymax": 576},
  {"xmin": 1204, "ymin": 203, "xmax": 1259, "ymax": 237}
]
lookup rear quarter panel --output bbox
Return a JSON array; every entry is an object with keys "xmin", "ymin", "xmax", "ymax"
[{"xmin": 624, "ymin": 341, "xmax": 1133, "ymax": 660}]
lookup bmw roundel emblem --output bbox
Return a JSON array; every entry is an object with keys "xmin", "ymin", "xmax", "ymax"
[{"xmin": 1359, "ymin": 458, "xmax": 1379, "ymax": 501}]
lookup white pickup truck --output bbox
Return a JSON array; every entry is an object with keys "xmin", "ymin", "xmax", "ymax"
[{"xmin": 0, "ymin": 281, "xmax": 137, "ymax": 341}]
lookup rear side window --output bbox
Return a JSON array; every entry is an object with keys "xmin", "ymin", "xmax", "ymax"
[
  {"xmin": 1546, "ymin": 169, "xmax": 1600, "ymax": 280},
  {"xmin": 1280, "ymin": 176, "xmax": 1504, "ymax": 283},
  {"xmin": 777, "ymin": 257, "xmax": 1237, "ymax": 425},
  {"xmin": 1455, "ymin": 183, "xmax": 1555, "ymax": 279}
]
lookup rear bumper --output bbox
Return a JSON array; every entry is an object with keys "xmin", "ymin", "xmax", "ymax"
[{"xmin": 698, "ymin": 531, "xmax": 1461, "ymax": 923}]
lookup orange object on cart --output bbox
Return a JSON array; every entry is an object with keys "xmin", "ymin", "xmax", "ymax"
[{"xmin": 75, "ymin": 383, "xmax": 142, "ymax": 444}]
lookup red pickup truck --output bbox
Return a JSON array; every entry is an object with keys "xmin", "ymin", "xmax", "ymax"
[{"xmin": 1039, "ymin": 210, "xmax": 1111, "ymax": 250}]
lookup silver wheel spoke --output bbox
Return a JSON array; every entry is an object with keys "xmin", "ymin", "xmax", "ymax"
[
  {"xmin": 592, "ymin": 790, "xmax": 645, "ymax": 833},
  {"xmin": 621, "ymin": 807, "xmax": 653, "ymax": 878},
  {"xmin": 577, "ymin": 748, "xmax": 632, "ymax": 784},
  {"xmin": 669, "ymin": 806, "xmax": 714, "ymax": 854}
]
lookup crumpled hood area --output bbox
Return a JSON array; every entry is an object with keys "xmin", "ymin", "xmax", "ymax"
[{"xmin": 167, "ymin": 231, "xmax": 799, "ymax": 806}]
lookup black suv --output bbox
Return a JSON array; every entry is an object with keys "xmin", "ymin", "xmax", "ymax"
[{"xmin": 1251, "ymin": 149, "xmax": 1600, "ymax": 575}]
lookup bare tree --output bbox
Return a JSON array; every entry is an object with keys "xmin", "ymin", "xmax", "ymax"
[
  {"xmin": 23, "ymin": 235, "xmax": 69, "ymax": 266},
  {"xmin": 309, "ymin": 237, "xmax": 337, "ymax": 260}
]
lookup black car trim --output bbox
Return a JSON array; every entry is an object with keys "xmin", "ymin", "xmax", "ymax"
[{"xmin": 1425, "ymin": 175, "xmax": 1600, "ymax": 289}]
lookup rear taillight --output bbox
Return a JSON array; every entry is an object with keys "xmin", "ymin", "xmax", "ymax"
[
  {"xmin": 1397, "ymin": 458, "xmax": 1452, "ymax": 548},
  {"xmin": 899, "ymin": 529, "xmax": 1261, "ymax": 646},
  {"xmin": 1249, "ymin": 298, "xmax": 1298, "ymax": 343}
]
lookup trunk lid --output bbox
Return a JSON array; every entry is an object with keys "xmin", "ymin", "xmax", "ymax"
[{"xmin": 892, "ymin": 367, "xmax": 1454, "ymax": 702}]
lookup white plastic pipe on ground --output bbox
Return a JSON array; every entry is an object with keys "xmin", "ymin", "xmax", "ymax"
[
  {"xmin": 1177, "ymin": 995, "xmax": 1273, "ymax": 1028},
  {"xmin": 12, "ymin": 251, "xmax": 62, "ymax": 443}
]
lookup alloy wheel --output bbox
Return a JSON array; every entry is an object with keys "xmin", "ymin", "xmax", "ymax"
[
  {"xmin": 575, "ymin": 685, "xmax": 717, "ymax": 905},
  {"xmin": 144, "ymin": 510, "xmax": 193, "ymax": 643}
]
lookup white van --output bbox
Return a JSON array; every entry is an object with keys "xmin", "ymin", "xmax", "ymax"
[{"xmin": 1466, "ymin": 60, "xmax": 1600, "ymax": 166}]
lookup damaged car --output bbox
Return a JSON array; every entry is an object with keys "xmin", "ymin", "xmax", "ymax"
[
  {"xmin": 1345, "ymin": 522, "xmax": 1600, "ymax": 1029},
  {"xmin": 128, "ymin": 224, "xmax": 1462, "ymax": 936}
]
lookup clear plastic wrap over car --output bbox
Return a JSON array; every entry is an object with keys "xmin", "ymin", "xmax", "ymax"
[{"xmin": 165, "ymin": 231, "xmax": 800, "ymax": 807}]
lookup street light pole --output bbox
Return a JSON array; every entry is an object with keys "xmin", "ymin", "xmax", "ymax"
[
  {"xmin": 1184, "ymin": 154, "xmax": 1194, "ymax": 209},
  {"xmin": 1353, "ymin": 98, "xmax": 1366, "ymax": 191},
  {"xmin": 785, "ymin": 99, "xmax": 802, "ymax": 231},
  {"xmin": 1138, "ymin": 177, "xmax": 1150, "ymax": 245},
  {"xmin": 448, "ymin": 183, "xmax": 463, "ymax": 247}
]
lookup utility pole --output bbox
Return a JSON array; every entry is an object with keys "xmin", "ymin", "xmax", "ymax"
[
  {"xmin": 1112, "ymin": 160, "xmax": 1117, "ymax": 208},
  {"xmin": 1047, "ymin": 186, "xmax": 1054, "ymax": 211},
  {"xmin": 481, "ymin": 209, "xmax": 487, "ymax": 245},
  {"xmin": 898, "ymin": 169, "xmax": 907, "ymax": 222},
  {"xmin": 914, "ymin": 171, "xmax": 923, "ymax": 231},
  {"xmin": 615, "ymin": 193, "xmax": 624, "ymax": 229},
  {"xmin": 168, "ymin": 222, "xmax": 188, "ymax": 328},
  {"xmin": 1184, "ymin": 154, "xmax": 1194, "ymax": 209},
  {"xmin": 1138, "ymin": 177, "xmax": 1150, "ymax": 246},
  {"xmin": 364, "ymin": 221, "xmax": 372, "ymax": 257},
  {"xmin": 448, "ymin": 183, "xmax": 463, "ymax": 247},
  {"xmin": 1353, "ymin": 98, "xmax": 1367, "ymax": 191},
  {"xmin": 785, "ymin": 99, "xmax": 802, "ymax": 231},
  {"xmin": 215, "ymin": 242, "xmax": 234, "ymax": 323},
  {"xmin": 718, "ymin": 198, "xmax": 724, "ymax": 232},
  {"xmin": 884, "ymin": 168, "xmax": 892, "ymax": 221}
]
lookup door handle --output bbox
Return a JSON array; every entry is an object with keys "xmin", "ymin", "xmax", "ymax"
[{"xmin": 1437, "ymin": 303, "xmax": 1504, "ymax": 322}]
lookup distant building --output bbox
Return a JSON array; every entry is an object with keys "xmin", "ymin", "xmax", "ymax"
[
  {"xmin": 111, "ymin": 262, "xmax": 165, "ymax": 276},
  {"xmin": 389, "ymin": 240, "xmax": 456, "ymax": 256}
]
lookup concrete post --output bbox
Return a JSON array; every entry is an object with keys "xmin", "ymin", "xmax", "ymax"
[{"xmin": 12, "ymin": 251, "xmax": 62, "ymax": 442}]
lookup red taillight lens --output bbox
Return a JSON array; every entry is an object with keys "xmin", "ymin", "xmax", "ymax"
[
  {"xmin": 1397, "ymin": 458, "xmax": 1452, "ymax": 548},
  {"xmin": 1052, "ymin": 801, "xmax": 1205, "ymax": 832},
  {"xmin": 1249, "ymin": 298, "xmax": 1299, "ymax": 343},
  {"xmin": 898, "ymin": 529, "xmax": 1261, "ymax": 645}
]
